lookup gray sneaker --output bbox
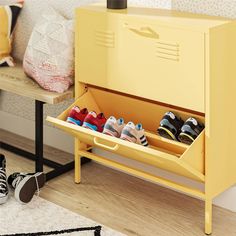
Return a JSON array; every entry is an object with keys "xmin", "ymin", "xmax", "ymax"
[
  {"xmin": 120, "ymin": 122, "xmax": 149, "ymax": 147},
  {"xmin": 0, "ymin": 154, "xmax": 9, "ymax": 204},
  {"xmin": 103, "ymin": 116, "xmax": 125, "ymax": 137},
  {"xmin": 8, "ymin": 172, "xmax": 45, "ymax": 204}
]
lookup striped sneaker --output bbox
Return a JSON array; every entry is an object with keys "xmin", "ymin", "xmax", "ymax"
[
  {"xmin": 66, "ymin": 106, "xmax": 88, "ymax": 126},
  {"xmin": 82, "ymin": 111, "xmax": 107, "ymax": 133},
  {"xmin": 120, "ymin": 122, "xmax": 149, "ymax": 147},
  {"xmin": 8, "ymin": 172, "xmax": 45, "ymax": 204},
  {"xmin": 103, "ymin": 116, "xmax": 125, "ymax": 137},
  {"xmin": 157, "ymin": 111, "xmax": 184, "ymax": 141},
  {"xmin": 0, "ymin": 154, "xmax": 9, "ymax": 205},
  {"xmin": 178, "ymin": 117, "xmax": 204, "ymax": 144}
]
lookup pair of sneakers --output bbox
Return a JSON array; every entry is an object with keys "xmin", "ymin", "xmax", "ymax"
[
  {"xmin": 103, "ymin": 116, "xmax": 149, "ymax": 147},
  {"xmin": 0, "ymin": 154, "xmax": 45, "ymax": 205},
  {"xmin": 157, "ymin": 111, "xmax": 204, "ymax": 144},
  {"xmin": 67, "ymin": 106, "xmax": 107, "ymax": 132}
]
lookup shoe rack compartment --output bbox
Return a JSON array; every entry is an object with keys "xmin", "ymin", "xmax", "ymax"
[
  {"xmin": 77, "ymin": 11, "xmax": 205, "ymax": 112},
  {"xmin": 47, "ymin": 87, "xmax": 205, "ymax": 182}
]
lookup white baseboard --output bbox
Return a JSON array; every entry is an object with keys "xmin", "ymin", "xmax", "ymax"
[
  {"xmin": 1, "ymin": 110, "xmax": 236, "ymax": 212},
  {"xmin": 214, "ymin": 186, "xmax": 236, "ymax": 212}
]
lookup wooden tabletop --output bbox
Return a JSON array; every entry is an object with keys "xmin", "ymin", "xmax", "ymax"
[{"xmin": 0, "ymin": 62, "xmax": 74, "ymax": 104}]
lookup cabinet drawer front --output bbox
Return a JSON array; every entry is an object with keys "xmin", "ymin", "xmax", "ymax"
[
  {"xmin": 77, "ymin": 12, "xmax": 205, "ymax": 112},
  {"xmin": 47, "ymin": 89, "xmax": 205, "ymax": 182}
]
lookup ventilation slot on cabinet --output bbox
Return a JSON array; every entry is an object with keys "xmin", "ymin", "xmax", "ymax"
[
  {"xmin": 156, "ymin": 41, "xmax": 180, "ymax": 61},
  {"xmin": 95, "ymin": 30, "xmax": 115, "ymax": 48}
]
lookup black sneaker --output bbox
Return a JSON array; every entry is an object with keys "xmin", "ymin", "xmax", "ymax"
[
  {"xmin": 8, "ymin": 172, "xmax": 45, "ymax": 204},
  {"xmin": 178, "ymin": 117, "xmax": 204, "ymax": 145},
  {"xmin": 0, "ymin": 154, "xmax": 9, "ymax": 204},
  {"xmin": 157, "ymin": 112, "xmax": 184, "ymax": 141}
]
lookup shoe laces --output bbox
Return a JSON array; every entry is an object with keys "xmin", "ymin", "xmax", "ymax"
[
  {"xmin": 0, "ymin": 168, "xmax": 7, "ymax": 192},
  {"xmin": 12, "ymin": 174, "xmax": 25, "ymax": 189},
  {"xmin": 34, "ymin": 175, "xmax": 40, "ymax": 197}
]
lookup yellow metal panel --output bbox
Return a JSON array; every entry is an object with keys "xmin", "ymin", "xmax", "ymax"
[
  {"xmin": 48, "ymin": 116, "xmax": 205, "ymax": 181},
  {"xmin": 47, "ymin": 89, "xmax": 205, "ymax": 182},
  {"xmin": 180, "ymin": 130, "xmax": 205, "ymax": 175},
  {"xmin": 205, "ymin": 21, "xmax": 236, "ymax": 199},
  {"xmin": 77, "ymin": 9, "xmax": 205, "ymax": 112}
]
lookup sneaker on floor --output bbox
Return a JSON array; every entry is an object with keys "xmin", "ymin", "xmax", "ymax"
[
  {"xmin": 0, "ymin": 154, "xmax": 9, "ymax": 205},
  {"xmin": 120, "ymin": 122, "xmax": 149, "ymax": 147},
  {"xmin": 103, "ymin": 116, "xmax": 125, "ymax": 137},
  {"xmin": 66, "ymin": 106, "xmax": 88, "ymax": 126},
  {"xmin": 157, "ymin": 111, "xmax": 184, "ymax": 141},
  {"xmin": 82, "ymin": 111, "xmax": 107, "ymax": 132},
  {"xmin": 8, "ymin": 172, "xmax": 46, "ymax": 204},
  {"xmin": 178, "ymin": 117, "xmax": 204, "ymax": 145}
]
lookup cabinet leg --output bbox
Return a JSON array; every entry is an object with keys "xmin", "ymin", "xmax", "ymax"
[
  {"xmin": 75, "ymin": 154, "xmax": 81, "ymax": 184},
  {"xmin": 205, "ymin": 198, "xmax": 212, "ymax": 235},
  {"xmin": 74, "ymin": 138, "xmax": 81, "ymax": 184}
]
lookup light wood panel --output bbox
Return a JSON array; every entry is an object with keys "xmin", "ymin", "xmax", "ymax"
[
  {"xmin": 0, "ymin": 62, "xmax": 74, "ymax": 104},
  {"xmin": 1, "ymin": 129, "xmax": 236, "ymax": 236}
]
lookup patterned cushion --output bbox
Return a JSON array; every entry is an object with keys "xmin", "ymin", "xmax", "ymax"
[
  {"xmin": 0, "ymin": 2, "xmax": 23, "ymax": 66},
  {"xmin": 12, "ymin": 0, "xmax": 97, "ymax": 61},
  {"xmin": 23, "ymin": 8, "xmax": 74, "ymax": 93}
]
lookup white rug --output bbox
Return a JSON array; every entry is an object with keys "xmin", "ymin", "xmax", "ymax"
[{"xmin": 0, "ymin": 196, "xmax": 125, "ymax": 236}]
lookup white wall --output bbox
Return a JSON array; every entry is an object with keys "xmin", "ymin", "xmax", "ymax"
[{"xmin": 172, "ymin": 0, "xmax": 236, "ymax": 18}]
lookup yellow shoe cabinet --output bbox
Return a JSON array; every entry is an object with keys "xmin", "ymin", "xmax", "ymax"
[{"xmin": 47, "ymin": 5, "xmax": 236, "ymax": 234}]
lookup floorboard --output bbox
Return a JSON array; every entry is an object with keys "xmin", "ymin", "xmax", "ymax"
[{"xmin": 1, "ymin": 129, "xmax": 236, "ymax": 236}]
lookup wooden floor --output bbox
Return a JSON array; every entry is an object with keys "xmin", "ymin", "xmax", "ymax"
[{"xmin": 1, "ymin": 129, "xmax": 236, "ymax": 236}]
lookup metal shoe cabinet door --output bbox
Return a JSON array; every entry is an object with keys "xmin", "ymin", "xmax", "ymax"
[
  {"xmin": 77, "ymin": 10, "xmax": 205, "ymax": 113},
  {"xmin": 47, "ymin": 90, "xmax": 205, "ymax": 182},
  {"xmin": 120, "ymin": 17, "xmax": 205, "ymax": 112}
]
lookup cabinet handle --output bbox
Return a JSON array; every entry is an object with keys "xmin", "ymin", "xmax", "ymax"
[
  {"xmin": 124, "ymin": 24, "xmax": 159, "ymax": 39},
  {"xmin": 94, "ymin": 137, "xmax": 119, "ymax": 151}
]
